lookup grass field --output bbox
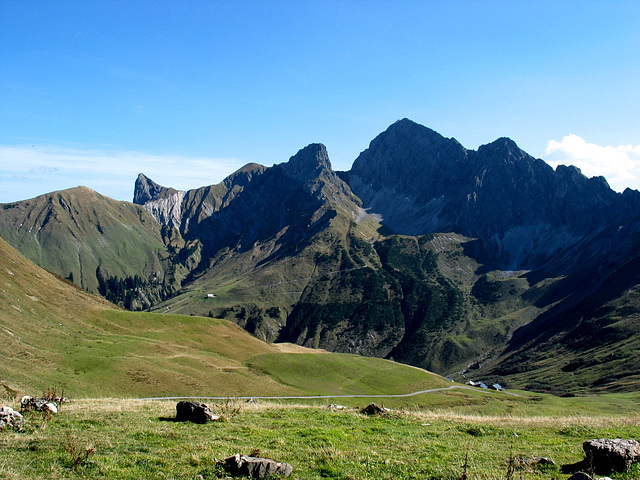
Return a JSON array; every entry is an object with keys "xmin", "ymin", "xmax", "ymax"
[{"xmin": 1, "ymin": 394, "xmax": 639, "ymax": 480}]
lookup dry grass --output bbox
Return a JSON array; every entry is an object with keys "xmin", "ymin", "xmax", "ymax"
[
  {"xmin": 408, "ymin": 410, "xmax": 640, "ymax": 428},
  {"xmin": 271, "ymin": 342, "xmax": 329, "ymax": 353}
]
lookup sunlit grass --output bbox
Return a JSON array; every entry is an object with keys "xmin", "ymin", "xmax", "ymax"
[{"xmin": 1, "ymin": 398, "xmax": 639, "ymax": 480}]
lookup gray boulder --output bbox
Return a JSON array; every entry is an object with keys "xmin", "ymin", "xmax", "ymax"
[
  {"xmin": 223, "ymin": 454, "xmax": 293, "ymax": 479},
  {"xmin": 175, "ymin": 401, "xmax": 220, "ymax": 423},
  {"xmin": 583, "ymin": 438, "xmax": 640, "ymax": 473}
]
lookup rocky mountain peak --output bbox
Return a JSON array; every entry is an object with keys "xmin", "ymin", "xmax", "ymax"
[
  {"xmin": 281, "ymin": 143, "xmax": 332, "ymax": 183},
  {"xmin": 385, "ymin": 118, "xmax": 450, "ymax": 143},
  {"xmin": 475, "ymin": 137, "xmax": 531, "ymax": 166},
  {"xmin": 132, "ymin": 174, "xmax": 184, "ymax": 228},
  {"xmin": 348, "ymin": 118, "xmax": 469, "ymax": 208},
  {"xmin": 133, "ymin": 173, "xmax": 179, "ymax": 205},
  {"xmin": 366, "ymin": 118, "xmax": 464, "ymax": 156}
]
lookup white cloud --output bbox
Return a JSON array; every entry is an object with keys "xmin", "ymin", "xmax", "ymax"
[
  {"xmin": 545, "ymin": 134, "xmax": 640, "ymax": 192},
  {"xmin": 0, "ymin": 144, "xmax": 246, "ymax": 203}
]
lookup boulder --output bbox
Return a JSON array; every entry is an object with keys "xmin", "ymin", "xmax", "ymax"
[
  {"xmin": 175, "ymin": 401, "xmax": 220, "ymax": 423},
  {"xmin": 0, "ymin": 406, "xmax": 24, "ymax": 430},
  {"xmin": 360, "ymin": 403, "xmax": 388, "ymax": 415},
  {"xmin": 562, "ymin": 439, "xmax": 640, "ymax": 475},
  {"xmin": 223, "ymin": 454, "xmax": 293, "ymax": 479},
  {"xmin": 583, "ymin": 438, "xmax": 640, "ymax": 474}
]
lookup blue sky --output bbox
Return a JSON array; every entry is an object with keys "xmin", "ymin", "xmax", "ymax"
[{"xmin": 2, "ymin": 1, "xmax": 640, "ymax": 202}]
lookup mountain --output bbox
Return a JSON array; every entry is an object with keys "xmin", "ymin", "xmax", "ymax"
[
  {"xmin": 3, "ymin": 119, "xmax": 640, "ymax": 394},
  {"xmin": 0, "ymin": 186, "xmax": 176, "ymax": 309},
  {"xmin": 347, "ymin": 119, "xmax": 639, "ymax": 269}
]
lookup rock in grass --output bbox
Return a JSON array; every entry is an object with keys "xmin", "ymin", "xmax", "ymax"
[
  {"xmin": 563, "ymin": 439, "xmax": 640, "ymax": 475},
  {"xmin": 360, "ymin": 403, "xmax": 388, "ymax": 415},
  {"xmin": 20, "ymin": 396, "xmax": 59, "ymax": 414},
  {"xmin": 222, "ymin": 453, "xmax": 293, "ymax": 478},
  {"xmin": 583, "ymin": 438, "xmax": 640, "ymax": 473},
  {"xmin": 175, "ymin": 401, "xmax": 220, "ymax": 423},
  {"xmin": 0, "ymin": 406, "xmax": 23, "ymax": 431}
]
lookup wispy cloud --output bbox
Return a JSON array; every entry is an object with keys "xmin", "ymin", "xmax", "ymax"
[
  {"xmin": 545, "ymin": 135, "xmax": 640, "ymax": 192},
  {"xmin": 0, "ymin": 144, "xmax": 246, "ymax": 203}
]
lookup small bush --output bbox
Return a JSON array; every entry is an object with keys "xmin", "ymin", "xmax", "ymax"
[{"xmin": 64, "ymin": 436, "xmax": 98, "ymax": 470}]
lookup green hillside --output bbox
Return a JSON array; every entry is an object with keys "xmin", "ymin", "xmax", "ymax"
[
  {"xmin": 0, "ymin": 187, "xmax": 172, "ymax": 306},
  {"xmin": 0, "ymin": 235, "xmax": 450, "ymax": 398}
]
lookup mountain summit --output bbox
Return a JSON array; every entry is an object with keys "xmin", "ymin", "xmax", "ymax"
[
  {"xmin": 281, "ymin": 143, "xmax": 333, "ymax": 183},
  {"xmin": 346, "ymin": 118, "xmax": 637, "ymax": 269}
]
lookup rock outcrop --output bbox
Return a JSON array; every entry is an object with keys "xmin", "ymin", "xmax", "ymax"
[{"xmin": 222, "ymin": 454, "xmax": 293, "ymax": 479}]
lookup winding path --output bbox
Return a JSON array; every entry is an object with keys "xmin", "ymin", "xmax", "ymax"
[{"xmin": 139, "ymin": 385, "xmax": 522, "ymax": 401}]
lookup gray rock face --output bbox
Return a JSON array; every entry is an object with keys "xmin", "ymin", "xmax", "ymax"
[
  {"xmin": 133, "ymin": 174, "xmax": 185, "ymax": 228},
  {"xmin": 143, "ymin": 190, "xmax": 185, "ymax": 228}
]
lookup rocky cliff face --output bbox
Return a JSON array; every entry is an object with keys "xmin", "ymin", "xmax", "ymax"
[{"xmin": 133, "ymin": 173, "xmax": 185, "ymax": 229}]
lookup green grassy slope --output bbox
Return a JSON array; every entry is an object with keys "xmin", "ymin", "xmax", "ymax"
[
  {"xmin": 0, "ymin": 235, "xmax": 451, "ymax": 398},
  {"xmin": 2, "ymin": 395, "xmax": 640, "ymax": 480},
  {"xmin": 0, "ymin": 187, "xmax": 169, "ymax": 300}
]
